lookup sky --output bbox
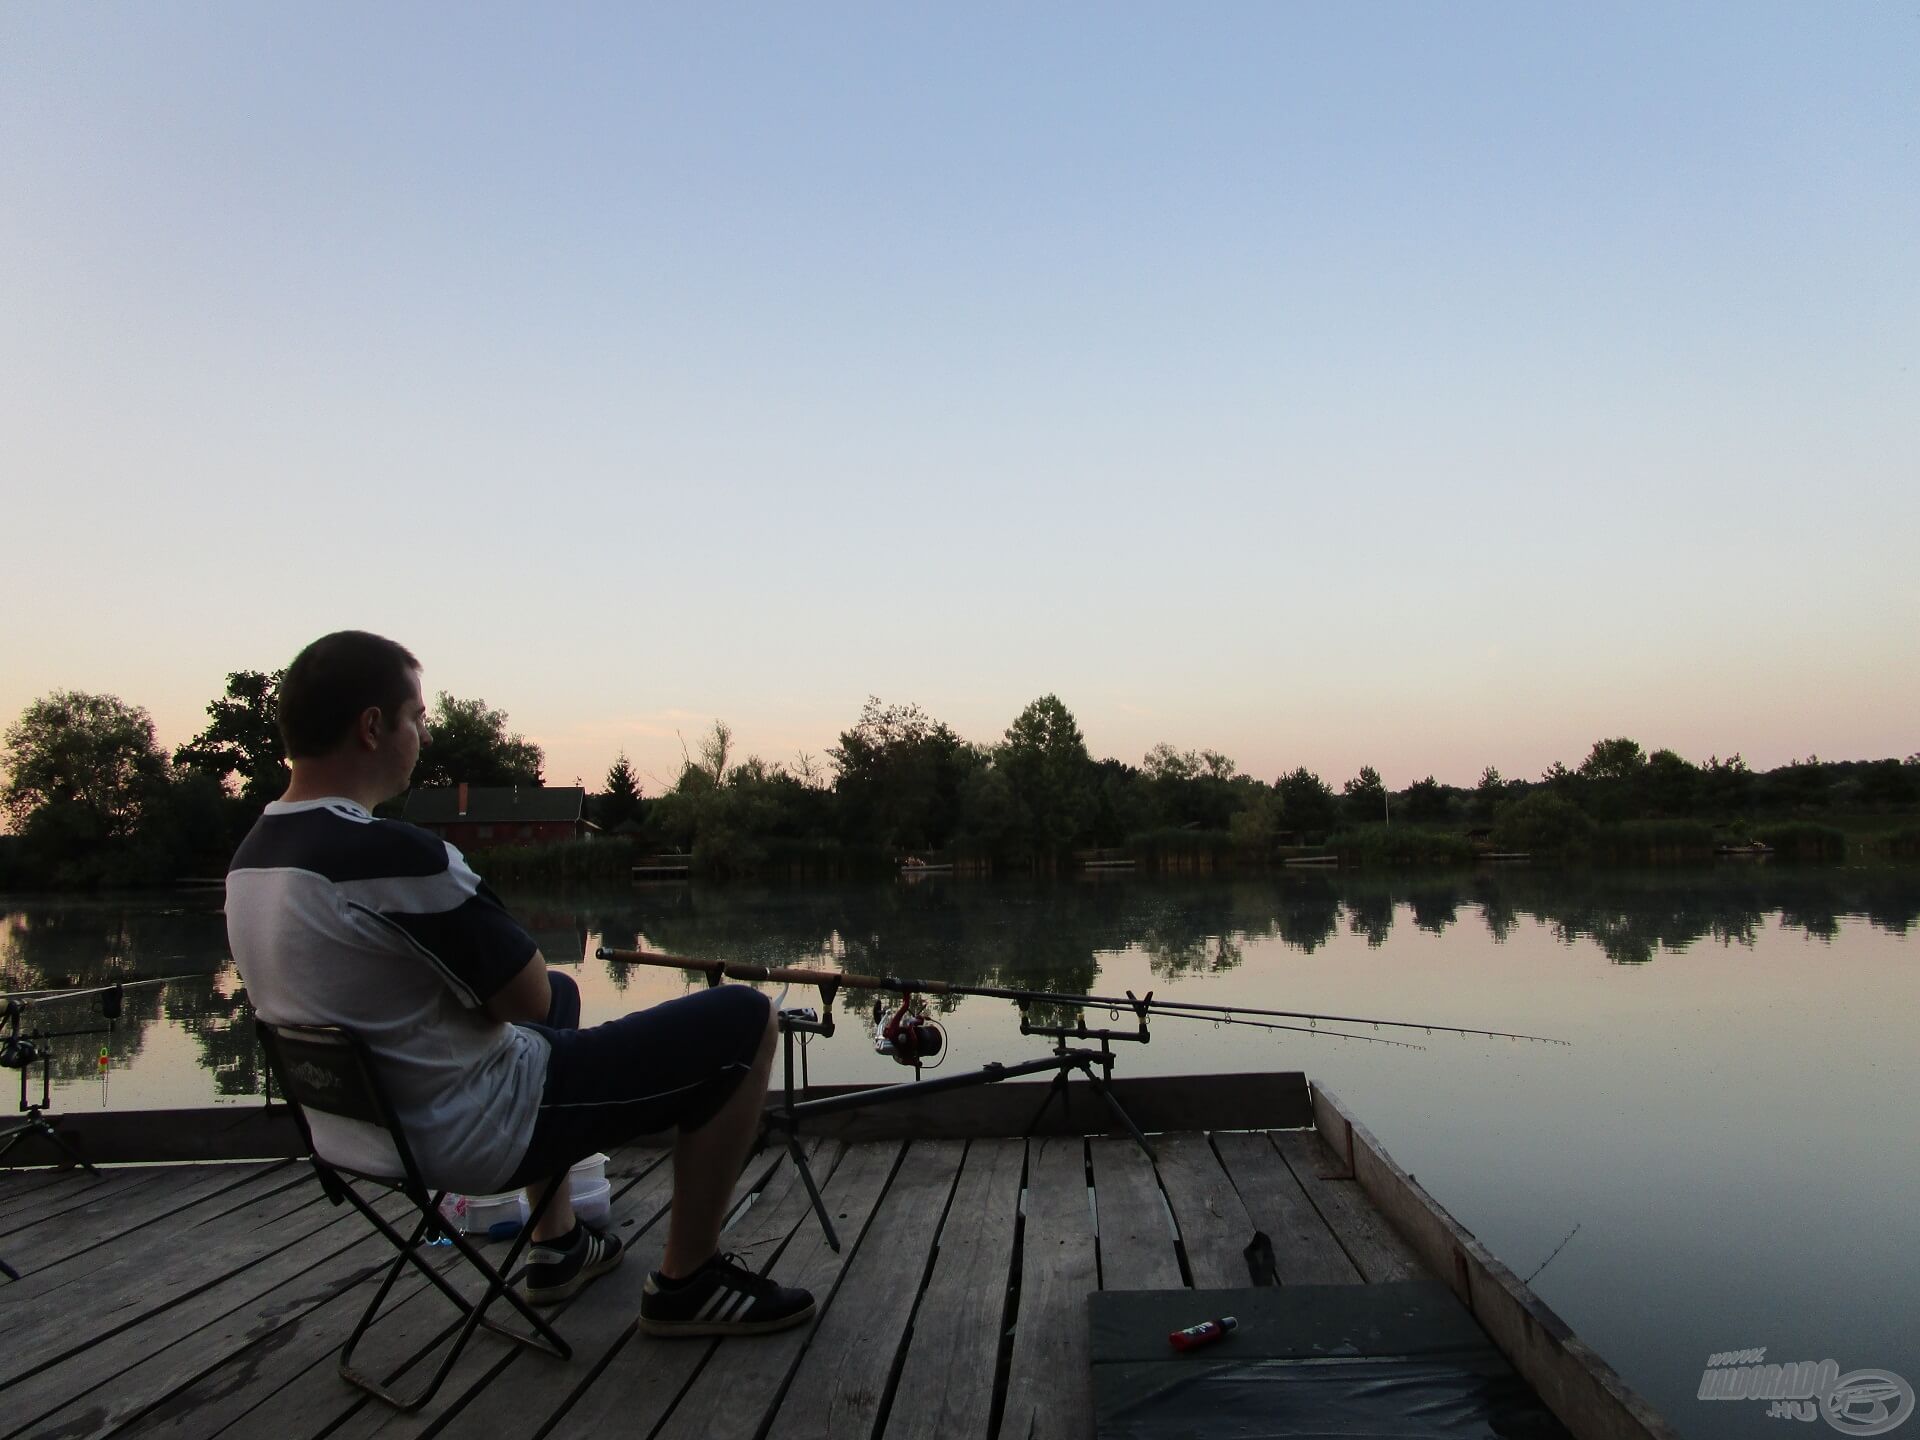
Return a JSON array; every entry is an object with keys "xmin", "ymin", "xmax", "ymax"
[{"xmin": 3, "ymin": 3, "xmax": 1915, "ymax": 797}]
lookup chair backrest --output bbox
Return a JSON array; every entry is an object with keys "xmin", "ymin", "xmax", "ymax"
[{"xmin": 256, "ymin": 1019, "xmax": 425, "ymax": 1190}]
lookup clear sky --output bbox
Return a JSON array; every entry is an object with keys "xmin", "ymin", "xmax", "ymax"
[{"xmin": 3, "ymin": 4, "xmax": 1915, "ymax": 796}]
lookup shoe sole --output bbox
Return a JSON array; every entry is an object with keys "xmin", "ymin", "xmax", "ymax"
[
  {"xmin": 523, "ymin": 1247, "xmax": 624, "ymax": 1306},
  {"xmin": 637, "ymin": 1300, "xmax": 816, "ymax": 1338}
]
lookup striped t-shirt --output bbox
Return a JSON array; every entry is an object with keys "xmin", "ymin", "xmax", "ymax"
[{"xmin": 226, "ymin": 797, "xmax": 549, "ymax": 1191}]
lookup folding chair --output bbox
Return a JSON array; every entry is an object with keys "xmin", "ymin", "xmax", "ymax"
[{"xmin": 256, "ymin": 1020, "xmax": 572, "ymax": 1411}]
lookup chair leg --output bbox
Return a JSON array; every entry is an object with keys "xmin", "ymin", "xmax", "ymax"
[{"xmin": 334, "ymin": 1177, "xmax": 575, "ymax": 1412}]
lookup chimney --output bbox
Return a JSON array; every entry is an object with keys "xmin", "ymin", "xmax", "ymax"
[{"xmin": 457, "ymin": 782, "xmax": 469, "ymax": 816}]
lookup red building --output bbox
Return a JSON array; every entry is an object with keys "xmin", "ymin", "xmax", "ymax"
[{"xmin": 402, "ymin": 784, "xmax": 595, "ymax": 850}]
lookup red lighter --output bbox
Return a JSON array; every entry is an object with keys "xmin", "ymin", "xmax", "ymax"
[{"xmin": 1168, "ymin": 1315, "xmax": 1238, "ymax": 1352}]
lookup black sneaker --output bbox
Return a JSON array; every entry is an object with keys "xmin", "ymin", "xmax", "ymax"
[
  {"xmin": 521, "ymin": 1225, "xmax": 624, "ymax": 1305},
  {"xmin": 638, "ymin": 1252, "xmax": 815, "ymax": 1337}
]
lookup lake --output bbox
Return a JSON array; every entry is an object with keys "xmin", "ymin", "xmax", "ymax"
[{"xmin": 4, "ymin": 864, "xmax": 1916, "ymax": 1440}]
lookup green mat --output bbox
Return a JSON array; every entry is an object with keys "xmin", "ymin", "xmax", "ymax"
[{"xmin": 1089, "ymin": 1282, "xmax": 1573, "ymax": 1440}]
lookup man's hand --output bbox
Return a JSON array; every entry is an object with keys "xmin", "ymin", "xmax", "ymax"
[{"xmin": 487, "ymin": 950, "xmax": 553, "ymax": 1024}]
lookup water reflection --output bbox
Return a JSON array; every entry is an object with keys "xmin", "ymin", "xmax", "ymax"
[{"xmin": 1, "ymin": 865, "xmax": 1915, "ymax": 1105}]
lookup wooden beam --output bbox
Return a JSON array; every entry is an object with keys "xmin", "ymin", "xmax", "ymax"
[
  {"xmin": 785, "ymin": 1071, "xmax": 1311, "ymax": 1141},
  {"xmin": 0, "ymin": 1072, "xmax": 1310, "ymax": 1168},
  {"xmin": 0, "ymin": 1107, "xmax": 303, "ymax": 1168},
  {"xmin": 1310, "ymin": 1085, "xmax": 1680, "ymax": 1440}
]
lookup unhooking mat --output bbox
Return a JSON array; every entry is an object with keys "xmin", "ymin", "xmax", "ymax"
[{"xmin": 1089, "ymin": 1281, "xmax": 1574, "ymax": 1440}]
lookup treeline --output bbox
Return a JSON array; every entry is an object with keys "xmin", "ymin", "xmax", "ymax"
[
  {"xmin": 0, "ymin": 672, "xmax": 547, "ymax": 888},
  {"xmin": 3, "ymin": 671, "xmax": 1917, "ymax": 889},
  {"xmin": 591, "ymin": 706, "xmax": 1920, "ymax": 875}
]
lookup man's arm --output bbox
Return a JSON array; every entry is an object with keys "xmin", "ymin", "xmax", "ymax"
[{"xmin": 486, "ymin": 949, "xmax": 553, "ymax": 1024}]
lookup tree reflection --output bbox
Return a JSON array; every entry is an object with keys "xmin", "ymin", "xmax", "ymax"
[{"xmin": 5, "ymin": 864, "xmax": 1917, "ymax": 1108}]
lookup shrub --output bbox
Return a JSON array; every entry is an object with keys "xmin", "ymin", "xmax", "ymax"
[
  {"xmin": 1329, "ymin": 824, "xmax": 1474, "ymax": 867},
  {"xmin": 1492, "ymin": 792, "xmax": 1597, "ymax": 858},
  {"xmin": 1592, "ymin": 819, "xmax": 1717, "ymax": 864}
]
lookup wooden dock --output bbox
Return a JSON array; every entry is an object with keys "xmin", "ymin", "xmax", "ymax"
[{"xmin": 0, "ymin": 1077, "xmax": 1676, "ymax": 1440}]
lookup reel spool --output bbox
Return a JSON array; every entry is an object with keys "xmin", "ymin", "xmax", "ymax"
[{"xmin": 871, "ymin": 995, "xmax": 945, "ymax": 1069}]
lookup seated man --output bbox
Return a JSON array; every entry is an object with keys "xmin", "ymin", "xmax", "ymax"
[{"xmin": 226, "ymin": 630, "xmax": 812, "ymax": 1335}]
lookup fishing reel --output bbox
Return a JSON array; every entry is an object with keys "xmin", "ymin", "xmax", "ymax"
[{"xmin": 872, "ymin": 995, "xmax": 945, "ymax": 1070}]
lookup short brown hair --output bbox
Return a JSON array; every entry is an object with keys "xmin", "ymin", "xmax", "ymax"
[{"xmin": 278, "ymin": 631, "xmax": 422, "ymax": 759}]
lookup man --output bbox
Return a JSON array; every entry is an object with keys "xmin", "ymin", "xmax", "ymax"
[{"xmin": 226, "ymin": 631, "xmax": 812, "ymax": 1335}]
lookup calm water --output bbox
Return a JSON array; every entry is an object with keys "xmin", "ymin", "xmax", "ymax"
[{"xmin": 4, "ymin": 866, "xmax": 1917, "ymax": 1440}]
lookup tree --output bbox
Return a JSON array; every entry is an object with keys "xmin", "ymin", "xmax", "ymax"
[
  {"xmin": 829, "ymin": 698, "xmax": 973, "ymax": 848},
  {"xmin": 1700, "ymin": 754, "xmax": 1752, "ymax": 814},
  {"xmin": 3, "ymin": 692, "xmax": 169, "ymax": 838},
  {"xmin": 1342, "ymin": 766, "xmax": 1387, "ymax": 825},
  {"xmin": 413, "ymin": 693, "xmax": 544, "ymax": 787},
  {"xmin": 1275, "ymin": 767, "xmax": 1337, "ymax": 840},
  {"xmin": 594, "ymin": 751, "xmax": 644, "ymax": 830},
  {"xmin": 1471, "ymin": 766, "xmax": 1507, "ymax": 823},
  {"xmin": 1578, "ymin": 737, "xmax": 1646, "ymax": 784},
  {"xmin": 998, "ymin": 696, "xmax": 1093, "ymax": 857},
  {"xmin": 1141, "ymin": 744, "xmax": 1200, "ymax": 783},
  {"xmin": 1856, "ymin": 757, "xmax": 1917, "ymax": 808},
  {"xmin": 698, "ymin": 721, "xmax": 733, "ymax": 788},
  {"xmin": 174, "ymin": 669, "xmax": 288, "ymax": 804},
  {"xmin": 1642, "ymin": 749, "xmax": 1700, "ymax": 817},
  {"xmin": 1401, "ymin": 775, "xmax": 1451, "ymax": 824}
]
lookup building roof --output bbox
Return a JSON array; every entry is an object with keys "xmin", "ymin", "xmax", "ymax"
[{"xmin": 403, "ymin": 785, "xmax": 587, "ymax": 825}]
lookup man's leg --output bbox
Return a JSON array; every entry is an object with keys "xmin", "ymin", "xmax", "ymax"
[
  {"xmin": 659, "ymin": 996, "xmax": 779, "ymax": 1278},
  {"xmin": 526, "ymin": 971, "xmax": 583, "ymax": 1243}
]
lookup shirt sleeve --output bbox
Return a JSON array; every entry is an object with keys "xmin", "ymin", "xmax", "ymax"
[{"xmin": 338, "ymin": 838, "xmax": 538, "ymax": 1008}]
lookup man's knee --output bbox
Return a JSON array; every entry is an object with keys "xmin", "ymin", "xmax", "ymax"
[{"xmin": 545, "ymin": 969, "xmax": 582, "ymax": 1029}]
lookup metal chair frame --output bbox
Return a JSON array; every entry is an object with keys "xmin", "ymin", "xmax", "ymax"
[{"xmin": 255, "ymin": 1020, "xmax": 571, "ymax": 1411}]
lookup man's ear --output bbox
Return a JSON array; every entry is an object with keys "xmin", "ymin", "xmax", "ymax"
[{"xmin": 355, "ymin": 705, "xmax": 385, "ymax": 751}]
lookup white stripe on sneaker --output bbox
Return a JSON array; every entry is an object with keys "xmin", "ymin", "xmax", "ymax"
[{"xmin": 696, "ymin": 1289, "xmax": 730, "ymax": 1322}]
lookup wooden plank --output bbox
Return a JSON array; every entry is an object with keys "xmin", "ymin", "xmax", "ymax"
[
  {"xmin": 0, "ymin": 1161, "xmax": 279, "ymax": 1280},
  {"xmin": 0, "ymin": 1190, "xmax": 421, "ymax": 1439},
  {"xmin": 881, "ymin": 1138, "xmax": 1024, "ymax": 1440},
  {"xmin": 0, "ymin": 1106, "xmax": 304, "ymax": 1167},
  {"xmin": 649, "ymin": 1140, "xmax": 908, "ymax": 1440},
  {"xmin": 117, "ymin": 1233, "xmax": 473, "ymax": 1440},
  {"xmin": 762, "ymin": 1140, "xmax": 966, "ymax": 1440},
  {"xmin": 1270, "ymin": 1128, "xmax": 1423, "ymax": 1283},
  {"xmin": 1310, "ymin": 1088, "xmax": 1680, "ymax": 1440},
  {"xmin": 0, "ymin": 1164, "xmax": 304, "ymax": 1323},
  {"xmin": 0, "ymin": 1166, "xmax": 98, "ymax": 1223},
  {"xmin": 0, "ymin": 1170, "xmax": 321, "ymax": 1372},
  {"xmin": 551, "ymin": 1140, "xmax": 867, "ymax": 1440},
  {"xmin": 145, "ymin": 1150, "xmax": 685, "ymax": 1440},
  {"xmin": 1086, "ymin": 1138, "xmax": 1182, "ymax": 1291},
  {"xmin": 1210, "ymin": 1131, "xmax": 1362, "ymax": 1285},
  {"xmin": 999, "ymin": 1137, "xmax": 1097, "ymax": 1440},
  {"xmin": 791, "ymin": 1072, "xmax": 1310, "ymax": 1141},
  {"xmin": 0, "ymin": 1166, "xmax": 171, "ymax": 1236},
  {"xmin": 1150, "ymin": 1131, "xmax": 1257, "ymax": 1290}
]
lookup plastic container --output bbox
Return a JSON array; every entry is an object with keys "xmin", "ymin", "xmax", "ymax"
[
  {"xmin": 570, "ymin": 1178, "xmax": 612, "ymax": 1228},
  {"xmin": 567, "ymin": 1153, "xmax": 609, "ymax": 1190},
  {"xmin": 438, "ymin": 1189, "xmax": 528, "ymax": 1236}
]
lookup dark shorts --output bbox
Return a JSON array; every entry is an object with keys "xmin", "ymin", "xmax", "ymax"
[{"xmin": 506, "ymin": 972, "xmax": 770, "ymax": 1187}]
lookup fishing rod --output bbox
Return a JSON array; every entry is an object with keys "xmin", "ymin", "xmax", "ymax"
[
  {"xmin": 595, "ymin": 948, "xmax": 1566, "ymax": 1045},
  {"xmin": 0, "ymin": 974, "xmax": 203, "ymax": 1007},
  {"xmin": 599, "ymin": 948, "xmax": 1416, "ymax": 1049}
]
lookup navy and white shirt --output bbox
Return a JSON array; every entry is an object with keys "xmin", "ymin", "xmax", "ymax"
[{"xmin": 226, "ymin": 798, "xmax": 549, "ymax": 1191}]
